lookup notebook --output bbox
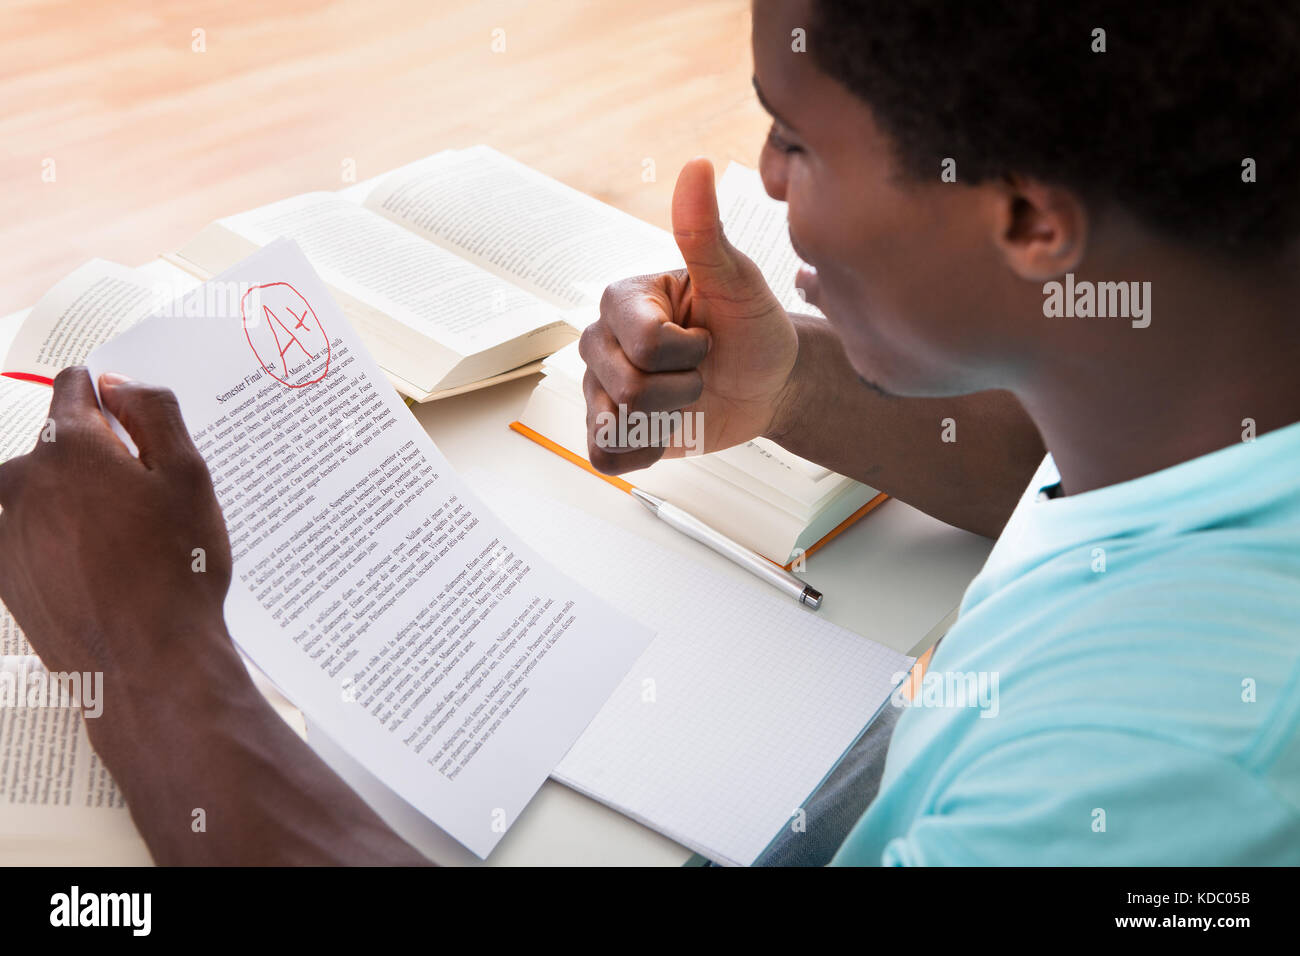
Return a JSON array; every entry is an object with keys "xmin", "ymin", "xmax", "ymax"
[{"xmin": 472, "ymin": 471, "xmax": 913, "ymax": 867}]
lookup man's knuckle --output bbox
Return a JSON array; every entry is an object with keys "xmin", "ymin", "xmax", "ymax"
[
  {"xmin": 577, "ymin": 324, "xmax": 601, "ymax": 362},
  {"xmin": 623, "ymin": 329, "xmax": 662, "ymax": 369},
  {"xmin": 52, "ymin": 366, "xmax": 85, "ymax": 388},
  {"xmin": 599, "ymin": 281, "xmax": 628, "ymax": 316},
  {"xmin": 173, "ymin": 452, "xmax": 212, "ymax": 486},
  {"xmin": 610, "ymin": 377, "xmax": 647, "ymax": 409}
]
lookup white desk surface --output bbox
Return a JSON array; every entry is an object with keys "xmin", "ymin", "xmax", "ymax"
[{"xmin": 0, "ymin": 308, "xmax": 994, "ymax": 866}]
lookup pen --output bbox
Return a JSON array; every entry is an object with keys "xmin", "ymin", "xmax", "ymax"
[{"xmin": 630, "ymin": 487, "xmax": 823, "ymax": 610}]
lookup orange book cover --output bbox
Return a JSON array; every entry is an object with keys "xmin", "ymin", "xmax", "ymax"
[{"xmin": 508, "ymin": 420, "xmax": 888, "ymax": 571}]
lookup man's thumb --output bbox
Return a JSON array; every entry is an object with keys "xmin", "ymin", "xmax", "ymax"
[
  {"xmin": 672, "ymin": 157, "xmax": 742, "ymax": 290},
  {"xmin": 99, "ymin": 373, "xmax": 197, "ymax": 470}
]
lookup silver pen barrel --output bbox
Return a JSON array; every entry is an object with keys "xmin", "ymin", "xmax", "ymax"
[{"xmin": 633, "ymin": 490, "xmax": 821, "ymax": 610}]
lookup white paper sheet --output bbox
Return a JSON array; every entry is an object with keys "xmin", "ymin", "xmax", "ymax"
[{"xmin": 84, "ymin": 240, "xmax": 653, "ymax": 857}]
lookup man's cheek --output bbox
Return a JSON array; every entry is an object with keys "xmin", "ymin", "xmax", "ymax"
[
  {"xmin": 783, "ymin": 185, "xmax": 824, "ymax": 260},
  {"xmin": 791, "ymin": 205, "xmax": 864, "ymax": 280}
]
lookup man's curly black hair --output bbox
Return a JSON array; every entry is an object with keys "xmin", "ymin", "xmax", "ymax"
[{"xmin": 809, "ymin": 0, "xmax": 1298, "ymax": 251}]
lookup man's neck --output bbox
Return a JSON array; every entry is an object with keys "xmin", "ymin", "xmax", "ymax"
[{"xmin": 1015, "ymin": 255, "xmax": 1300, "ymax": 497}]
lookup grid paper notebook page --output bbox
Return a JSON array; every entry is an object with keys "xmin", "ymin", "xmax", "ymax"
[{"xmin": 470, "ymin": 470, "xmax": 913, "ymax": 867}]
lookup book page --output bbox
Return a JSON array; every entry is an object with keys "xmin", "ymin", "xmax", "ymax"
[
  {"xmin": 340, "ymin": 146, "xmax": 466, "ymax": 204},
  {"xmin": 0, "ymin": 655, "xmax": 146, "ymax": 856},
  {"xmin": 471, "ymin": 471, "xmax": 911, "ymax": 867},
  {"xmin": 0, "ymin": 655, "xmax": 307, "ymax": 863},
  {"xmin": 2, "ymin": 260, "xmax": 201, "ymax": 382},
  {"xmin": 222, "ymin": 192, "xmax": 567, "ymax": 357},
  {"xmin": 364, "ymin": 146, "xmax": 682, "ymax": 314},
  {"xmin": 718, "ymin": 162, "xmax": 825, "ymax": 318},
  {"xmin": 85, "ymin": 239, "xmax": 654, "ymax": 858}
]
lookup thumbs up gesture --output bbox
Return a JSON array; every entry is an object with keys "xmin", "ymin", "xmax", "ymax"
[{"xmin": 579, "ymin": 158, "xmax": 799, "ymax": 474}]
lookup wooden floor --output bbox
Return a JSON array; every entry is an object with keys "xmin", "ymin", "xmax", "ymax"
[{"xmin": 0, "ymin": 0, "xmax": 766, "ymax": 315}]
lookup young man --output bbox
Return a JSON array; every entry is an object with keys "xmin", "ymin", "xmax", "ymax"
[{"xmin": 1, "ymin": 0, "xmax": 1296, "ymax": 864}]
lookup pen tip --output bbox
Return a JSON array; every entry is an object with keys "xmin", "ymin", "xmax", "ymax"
[
  {"xmin": 630, "ymin": 487, "xmax": 660, "ymax": 512},
  {"xmin": 801, "ymin": 586, "xmax": 823, "ymax": 611}
]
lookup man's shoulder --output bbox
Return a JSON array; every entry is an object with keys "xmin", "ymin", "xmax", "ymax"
[
  {"xmin": 936, "ymin": 542, "xmax": 1300, "ymax": 766},
  {"xmin": 875, "ymin": 458, "xmax": 1300, "ymax": 864},
  {"xmin": 870, "ymin": 721, "xmax": 1300, "ymax": 865}
]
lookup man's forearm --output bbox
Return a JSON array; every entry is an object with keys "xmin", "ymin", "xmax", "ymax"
[
  {"xmin": 767, "ymin": 314, "xmax": 1045, "ymax": 538},
  {"xmin": 87, "ymin": 621, "xmax": 429, "ymax": 866}
]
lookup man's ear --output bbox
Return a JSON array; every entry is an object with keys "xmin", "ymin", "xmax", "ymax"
[{"xmin": 985, "ymin": 175, "xmax": 1088, "ymax": 281}]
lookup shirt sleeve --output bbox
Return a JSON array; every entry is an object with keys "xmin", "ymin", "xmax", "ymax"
[{"xmin": 867, "ymin": 728, "xmax": 1300, "ymax": 866}]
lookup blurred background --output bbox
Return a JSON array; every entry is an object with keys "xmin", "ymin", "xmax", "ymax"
[{"xmin": 0, "ymin": 0, "xmax": 766, "ymax": 315}]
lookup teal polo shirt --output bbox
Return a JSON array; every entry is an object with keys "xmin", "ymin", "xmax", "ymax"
[{"xmin": 834, "ymin": 422, "xmax": 1300, "ymax": 865}]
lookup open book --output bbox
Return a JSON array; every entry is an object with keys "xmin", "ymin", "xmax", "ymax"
[
  {"xmin": 515, "ymin": 162, "xmax": 886, "ymax": 566},
  {"xmin": 2, "ymin": 259, "xmax": 202, "ymax": 388},
  {"xmin": 168, "ymin": 146, "xmax": 687, "ymax": 401}
]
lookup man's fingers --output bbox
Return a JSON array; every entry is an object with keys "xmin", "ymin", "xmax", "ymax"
[
  {"xmin": 582, "ymin": 370, "xmax": 676, "ymax": 473},
  {"xmin": 98, "ymin": 374, "xmax": 199, "ymax": 471},
  {"xmin": 631, "ymin": 318, "xmax": 709, "ymax": 372},
  {"xmin": 598, "ymin": 277, "xmax": 712, "ymax": 374},
  {"xmin": 588, "ymin": 442, "xmax": 665, "ymax": 476},
  {"xmin": 596, "ymin": 274, "xmax": 711, "ymax": 372},
  {"xmin": 580, "ymin": 324, "xmax": 704, "ymax": 412}
]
